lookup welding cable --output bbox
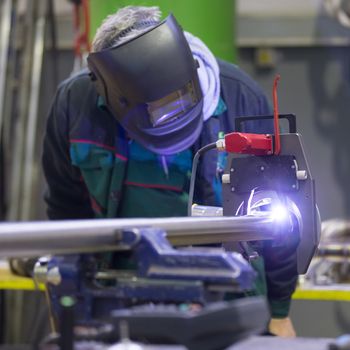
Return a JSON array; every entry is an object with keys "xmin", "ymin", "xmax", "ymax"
[
  {"xmin": 44, "ymin": 286, "xmax": 58, "ymax": 334},
  {"xmin": 30, "ymin": 266, "xmax": 58, "ymax": 334},
  {"xmin": 273, "ymin": 74, "xmax": 281, "ymax": 155},
  {"xmin": 187, "ymin": 142, "xmax": 217, "ymax": 216}
]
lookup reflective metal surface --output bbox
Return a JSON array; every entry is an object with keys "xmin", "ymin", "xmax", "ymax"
[
  {"xmin": 0, "ymin": 215, "xmax": 281, "ymax": 257},
  {"xmin": 22, "ymin": 0, "xmax": 47, "ymax": 219}
]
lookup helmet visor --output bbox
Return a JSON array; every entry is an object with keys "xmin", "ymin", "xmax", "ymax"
[{"xmin": 147, "ymin": 81, "xmax": 199, "ymax": 127}]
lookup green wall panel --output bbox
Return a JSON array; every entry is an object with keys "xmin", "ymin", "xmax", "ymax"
[{"xmin": 89, "ymin": 0, "xmax": 236, "ymax": 62}]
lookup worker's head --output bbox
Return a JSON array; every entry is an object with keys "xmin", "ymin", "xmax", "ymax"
[{"xmin": 87, "ymin": 6, "xmax": 203, "ymax": 155}]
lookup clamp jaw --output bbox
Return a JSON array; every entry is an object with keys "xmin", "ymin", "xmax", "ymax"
[{"xmin": 35, "ymin": 227, "xmax": 257, "ymax": 320}]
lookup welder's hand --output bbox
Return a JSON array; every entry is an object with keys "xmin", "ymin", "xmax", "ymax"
[{"xmin": 268, "ymin": 317, "xmax": 296, "ymax": 337}]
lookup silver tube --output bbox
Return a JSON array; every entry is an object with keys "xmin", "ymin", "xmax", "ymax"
[
  {"xmin": 0, "ymin": 0, "xmax": 12, "ymax": 145},
  {"xmin": 8, "ymin": 0, "xmax": 35, "ymax": 220},
  {"xmin": 0, "ymin": 216, "xmax": 279, "ymax": 257},
  {"xmin": 21, "ymin": 0, "xmax": 47, "ymax": 220}
]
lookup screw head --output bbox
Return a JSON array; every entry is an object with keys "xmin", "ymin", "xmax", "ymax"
[
  {"xmin": 231, "ymin": 187, "xmax": 235, "ymax": 192},
  {"xmin": 260, "ymin": 166, "xmax": 265, "ymax": 171},
  {"xmin": 230, "ymin": 168, "xmax": 235, "ymax": 172},
  {"xmin": 222, "ymin": 174, "xmax": 231, "ymax": 184}
]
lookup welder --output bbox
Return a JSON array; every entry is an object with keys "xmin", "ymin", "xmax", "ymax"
[{"xmin": 42, "ymin": 5, "xmax": 298, "ymax": 337}]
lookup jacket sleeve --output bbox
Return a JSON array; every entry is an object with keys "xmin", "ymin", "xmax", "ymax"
[
  {"xmin": 262, "ymin": 238, "xmax": 299, "ymax": 318},
  {"xmin": 42, "ymin": 83, "xmax": 94, "ymax": 220}
]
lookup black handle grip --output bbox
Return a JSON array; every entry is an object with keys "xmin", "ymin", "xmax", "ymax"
[{"xmin": 235, "ymin": 114, "xmax": 297, "ymax": 133}]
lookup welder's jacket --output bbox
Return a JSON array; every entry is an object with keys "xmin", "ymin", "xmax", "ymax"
[{"xmin": 42, "ymin": 59, "xmax": 298, "ymax": 318}]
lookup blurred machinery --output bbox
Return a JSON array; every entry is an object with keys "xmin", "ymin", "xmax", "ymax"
[
  {"xmin": 303, "ymin": 219, "xmax": 350, "ymax": 286},
  {"xmin": 289, "ymin": 219, "xmax": 350, "ymax": 339}
]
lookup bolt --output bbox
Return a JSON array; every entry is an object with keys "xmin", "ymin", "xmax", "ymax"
[
  {"xmin": 222, "ymin": 174, "xmax": 231, "ymax": 184},
  {"xmin": 231, "ymin": 187, "xmax": 235, "ymax": 192},
  {"xmin": 291, "ymin": 165, "xmax": 296, "ymax": 169},
  {"xmin": 297, "ymin": 170, "xmax": 308, "ymax": 180},
  {"xmin": 292, "ymin": 184, "xmax": 296, "ymax": 189},
  {"xmin": 260, "ymin": 166, "xmax": 265, "ymax": 171},
  {"xmin": 230, "ymin": 168, "xmax": 235, "ymax": 172}
]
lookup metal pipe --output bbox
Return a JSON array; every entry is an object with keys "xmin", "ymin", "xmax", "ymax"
[
  {"xmin": 8, "ymin": 0, "xmax": 36, "ymax": 220},
  {"xmin": 0, "ymin": 216, "xmax": 279, "ymax": 257},
  {"xmin": 0, "ymin": 0, "xmax": 12, "ymax": 141},
  {"xmin": 0, "ymin": 0, "xmax": 13, "ymax": 219},
  {"xmin": 317, "ymin": 243, "xmax": 350, "ymax": 257},
  {"xmin": 22, "ymin": 0, "xmax": 47, "ymax": 220}
]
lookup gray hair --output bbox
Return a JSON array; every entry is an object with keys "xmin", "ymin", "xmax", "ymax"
[{"xmin": 92, "ymin": 6, "xmax": 162, "ymax": 52}]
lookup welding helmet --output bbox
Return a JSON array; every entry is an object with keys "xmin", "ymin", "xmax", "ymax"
[{"xmin": 87, "ymin": 14, "xmax": 203, "ymax": 155}]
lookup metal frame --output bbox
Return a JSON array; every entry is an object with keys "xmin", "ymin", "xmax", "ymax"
[{"xmin": 222, "ymin": 133, "xmax": 321, "ymax": 274}]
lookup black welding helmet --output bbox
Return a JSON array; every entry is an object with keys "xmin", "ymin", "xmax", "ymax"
[{"xmin": 87, "ymin": 14, "xmax": 203, "ymax": 155}]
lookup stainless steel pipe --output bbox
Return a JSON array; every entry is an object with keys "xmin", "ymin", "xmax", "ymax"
[{"xmin": 0, "ymin": 215, "xmax": 279, "ymax": 257}]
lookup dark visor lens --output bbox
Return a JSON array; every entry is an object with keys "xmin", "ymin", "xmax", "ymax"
[{"xmin": 147, "ymin": 81, "xmax": 199, "ymax": 127}]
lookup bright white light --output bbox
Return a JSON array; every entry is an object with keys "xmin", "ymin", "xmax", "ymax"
[{"xmin": 270, "ymin": 204, "xmax": 288, "ymax": 221}]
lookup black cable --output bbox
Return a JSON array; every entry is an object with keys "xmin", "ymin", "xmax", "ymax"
[
  {"xmin": 187, "ymin": 142, "xmax": 217, "ymax": 216},
  {"xmin": 67, "ymin": 0, "xmax": 82, "ymax": 5}
]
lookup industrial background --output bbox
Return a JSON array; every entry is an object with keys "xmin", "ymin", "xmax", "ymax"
[{"xmin": 1, "ymin": 0, "xmax": 350, "ymax": 346}]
